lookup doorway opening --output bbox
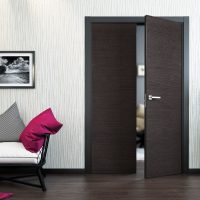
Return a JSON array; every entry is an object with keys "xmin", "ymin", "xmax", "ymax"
[
  {"xmin": 85, "ymin": 16, "xmax": 189, "ymax": 177},
  {"xmin": 136, "ymin": 25, "xmax": 145, "ymax": 176}
]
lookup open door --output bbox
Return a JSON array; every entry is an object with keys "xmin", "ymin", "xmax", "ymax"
[{"xmin": 145, "ymin": 16, "xmax": 182, "ymax": 178}]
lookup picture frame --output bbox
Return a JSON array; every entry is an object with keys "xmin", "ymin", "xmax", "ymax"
[
  {"xmin": 137, "ymin": 65, "xmax": 145, "ymax": 76},
  {"xmin": 0, "ymin": 51, "xmax": 35, "ymax": 88}
]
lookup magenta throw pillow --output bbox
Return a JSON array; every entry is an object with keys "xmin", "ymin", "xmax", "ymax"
[
  {"xmin": 0, "ymin": 193, "xmax": 13, "ymax": 200},
  {"xmin": 20, "ymin": 108, "xmax": 63, "ymax": 153}
]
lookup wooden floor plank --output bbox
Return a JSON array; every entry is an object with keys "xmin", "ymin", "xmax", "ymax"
[{"xmin": 0, "ymin": 162, "xmax": 199, "ymax": 200}]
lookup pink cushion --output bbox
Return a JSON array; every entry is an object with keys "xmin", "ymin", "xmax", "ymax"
[
  {"xmin": 0, "ymin": 193, "xmax": 13, "ymax": 200},
  {"xmin": 20, "ymin": 108, "xmax": 63, "ymax": 153}
]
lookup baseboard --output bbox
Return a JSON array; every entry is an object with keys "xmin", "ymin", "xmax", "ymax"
[
  {"xmin": 187, "ymin": 169, "xmax": 200, "ymax": 174},
  {"xmin": 44, "ymin": 169, "xmax": 85, "ymax": 174},
  {"xmin": 0, "ymin": 167, "xmax": 85, "ymax": 174}
]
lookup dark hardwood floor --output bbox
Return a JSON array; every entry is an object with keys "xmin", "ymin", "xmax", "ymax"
[{"xmin": 0, "ymin": 162, "xmax": 199, "ymax": 200}]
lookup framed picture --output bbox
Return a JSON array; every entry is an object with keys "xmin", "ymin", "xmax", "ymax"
[
  {"xmin": 137, "ymin": 65, "xmax": 145, "ymax": 76},
  {"xmin": 0, "ymin": 51, "xmax": 35, "ymax": 88}
]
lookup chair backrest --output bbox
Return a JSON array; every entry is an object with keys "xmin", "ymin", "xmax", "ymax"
[{"xmin": 39, "ymin": 134, "xmax": 50, "ymax": 166}]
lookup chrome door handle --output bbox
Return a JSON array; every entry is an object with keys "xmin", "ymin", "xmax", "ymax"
[{"xmin": 148, "ymin": 95, "xmax": 161, "ymax": 100}]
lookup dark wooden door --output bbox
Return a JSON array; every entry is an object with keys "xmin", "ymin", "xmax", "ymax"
[
  {"xmin": 91, "ymin": 23, "xmax": 137, "ymax": 173},
  {"xmin": 145, "ymin": 16, "xmax": 182, "ymax": 178}
]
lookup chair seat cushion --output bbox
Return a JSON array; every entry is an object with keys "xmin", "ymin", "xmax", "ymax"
[{"xmin": 0, "ymin": 142, "xmax": 41, "ymax": 164}]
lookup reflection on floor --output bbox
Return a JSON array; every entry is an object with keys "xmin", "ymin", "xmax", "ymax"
[
  {"xmin": 137, "ymin": 148, "xmax": 144, "ymax": 178},
  {"xmin": 137, "ymin": 148, "xmax": 144, "ymax": 160},
  {"xmin": 136, "ymin": 160, "xmax": 144, "ymax": 178}
]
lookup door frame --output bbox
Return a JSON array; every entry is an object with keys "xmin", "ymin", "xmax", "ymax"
[{"xmin": 85, "ymin": 16, "xmax": 189, "ymax": 173}]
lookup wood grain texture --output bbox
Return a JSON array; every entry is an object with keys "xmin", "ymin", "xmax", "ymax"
[
  {"xmin": 145, "ymin": 16, "xmax": 182, "ymax": 177},
  {"xmin": 91, "ymin": 23, "xmax": 136, "ymax": 173},
  {"xmin": 3, "ymin": 166, "xmax": 200, "ymax": 200}
]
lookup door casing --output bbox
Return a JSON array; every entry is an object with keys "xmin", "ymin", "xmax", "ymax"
[{"xmin": 85, "ymin": 16, "xmax": 189, "ymax": 173}]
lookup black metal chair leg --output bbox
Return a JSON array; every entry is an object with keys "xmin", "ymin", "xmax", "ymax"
[
  {"xmin": 0, "ymin": 174, "xmax": 44, "ymax": 189},
  {"xmin": 37, "ymin": 168, "xmax": 46, "ymax": 191},
  {"xmin": 41, "ymin": 168, "xmax": 46, "ymax": 177},
  {"xmin": 0, "ymin": 135, "xmax": 50, "ymax": 191}
]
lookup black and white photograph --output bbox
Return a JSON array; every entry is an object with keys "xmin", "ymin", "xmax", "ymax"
[{"xmin": 0, "ymin": 51, "xmax": 35, "ymax": 88}]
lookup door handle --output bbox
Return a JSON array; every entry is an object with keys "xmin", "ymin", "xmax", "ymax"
[{"xmin": 148, "ymin": 95, "xmax": 161, "ymax": 101}]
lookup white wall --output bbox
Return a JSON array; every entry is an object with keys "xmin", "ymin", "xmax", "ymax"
[
  {"xmin": 0, "ymin": 0, "xmax": 198, "ymax": 168},
  {"xmin": 136, "ymin": 26, "xmax": 145, "ymax": 105}
]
